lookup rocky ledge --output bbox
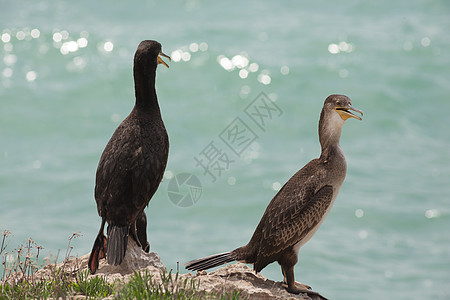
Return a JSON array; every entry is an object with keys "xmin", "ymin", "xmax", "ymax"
[{"xmin": 36, "ymin": 240, "xmax": 328, "ymax": 300}]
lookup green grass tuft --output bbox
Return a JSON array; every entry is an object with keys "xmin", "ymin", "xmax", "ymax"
[
  {"xmin": 115, "ymin": 268, "xmax": 243, "ymax": 300},
  {"xmin": 0, "ymin": 230, "xmax": 245, "ymax": 300},
  {"xmin": 72, "ymin": 269, "xmax": 114, "ymax": 298}
]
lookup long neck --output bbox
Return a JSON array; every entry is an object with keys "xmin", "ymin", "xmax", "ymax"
[
  {"xmin": 133, "ymin": 65, "xmax": 159, "ymax": 112},
  {"xmin": 318, "ymin": 110, "xmax": 345, "ymax": 160}
]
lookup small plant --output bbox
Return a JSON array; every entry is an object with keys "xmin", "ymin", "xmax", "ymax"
[
  {"xmin": 116, "ymin": 268, "xmax": 244, "ymax": 300},
  {"xmin": 115, "ymin": 268, "xmax": 203, "ymax": 299},
  {"xmin": 1, "ymin": 230, "xmax": 245, "ymax": 300},
  {"xmin": 72, "ymin": 269, "xmax": 114, "ymax": 298},
  {"xmin": 219, "ymin": 290, "xmax": 243, "ymax": 300},
  {"xmin": 0, "ymin": 230, "xmax": 115, "ymax": 299}
]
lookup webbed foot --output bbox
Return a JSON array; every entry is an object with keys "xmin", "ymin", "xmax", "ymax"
[{"xmin": 282, "ymin": 282, "xmax": 328, "ymax": 299}]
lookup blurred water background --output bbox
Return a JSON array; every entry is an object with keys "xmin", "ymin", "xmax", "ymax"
[{"xmin": 1, "ymin": 1, "xmax": 450, "ymax": 299}]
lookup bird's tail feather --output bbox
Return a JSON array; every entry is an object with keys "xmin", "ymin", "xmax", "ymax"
[
  {"xmin": 107, "ymin": 225, "xmax": 129, "ymax": 266},
  {"xmin": 184, "ymin": 252, "xmax": 235, "ymax": 271}
]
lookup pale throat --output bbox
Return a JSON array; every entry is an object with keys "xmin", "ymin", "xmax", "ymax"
[{"xmin": 319, "ymin": 111, "xmax": 345, "ymax": 151}]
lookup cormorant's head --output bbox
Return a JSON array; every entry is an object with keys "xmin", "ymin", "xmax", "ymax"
[
  {"xmin": 134, "ymin": 40, "xmax": 171, "ymax": 71},
  {"xmin": 318, "ymin": 94, "xmax": 363, "ymax": 149},
  {"xmin": 324, "ymin": 94, "xmax": 363, "ymax": 121}
]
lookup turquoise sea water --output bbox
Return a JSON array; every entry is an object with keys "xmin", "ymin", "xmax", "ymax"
[{"xmin": 1, "ymin": 1, "xmax": 450, "ymax": 299}]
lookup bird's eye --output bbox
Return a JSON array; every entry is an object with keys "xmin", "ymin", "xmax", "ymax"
[{"xmin": 336, "ymin": 101, "xmax": 341, "ymax": 106}]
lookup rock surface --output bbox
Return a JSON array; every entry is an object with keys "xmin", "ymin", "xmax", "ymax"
[
  {"xmin": 36, "ymin": 240, "xmax": 327, "ymax": 300},
  {"xmin": 188, "ymin": 263, "xmax": 327, "ymax": 300}
]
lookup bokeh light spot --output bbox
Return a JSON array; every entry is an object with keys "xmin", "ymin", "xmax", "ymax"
[
  {"xmin": 328, "ymin": 43, "xmax": 340, "ymax": 54},
  {"xmin": 355, "ymin": 208, "xmax": 364, "ymax": 218},
  {"xmin": 2, "ymin": 68, "xmax": 13, "ymax": 78},
  {"xmin": 61, "ymin": 30, "xmax": 69, "ymax": 40},
  {"xmin": 269, "ymin": 93, "xmax": 277, "ymax": 102},
  {"xmin": 77, "ymin": 37, "xmax": 88, "ymax": 48},
  {"xmin": 39, "ymin": 44, "xmax": 49, "ymax": 54},
  {"xmin": 249, "ymin": 62, "xmax": 259, "ymax": 72},
  {"xmin": 425, "ymin": 209, "xmax": 440, "ymax": 219},
  {"xmin": 164, "ymin": 170, "xmax": 174, "ymax": 180},
  {"xmin": 240, "ymin": 85, "xmax": 251, "ymax": 99},
  {"xmin": 1, "ymin": 33, "xmax": 11, "ymax": 43},
  {"xmin": 68, "ymin": 41, "xmax": 78, "ymax": 51},
  {"xmin": 189, "ymin": 42, "xmax": 199, "ymax": 52},
  {"xmin": 199, "ymin": 42, "xmax": 208, "ymax": 51},
  {"xmin": 3, "ymin": 54, "xmax": 17, "ymax": 66},
  {"xmin": 280, "ymin": 65, "xmax": 289, "ymax": 75},
  {"xmin": 16, "ymin": 31, "xmax": 26, "ymax": 41},
  {"xmin": 339, "ymin": 41, "xmax": 353, "ymax": 52},
  {"xmin": 231, "ymin": 54, "xmax": 249, "ymax": 68},
  {"xmin": 80, "ymin": 30, "xmax": 89, "ymax": 38},
  {"xmin": 181, "ymin": 51, "xmax": 191, "ymax": 62},
  {"xmin": 239, "ymin": 69, "xmax": 248, "ymax": 79},
  {"xmin": 103, "ymin": 41, "xmax": 114, "ymax": 52},
  {"xmin": 110, "ymin": 113, "xmax": 121, "ymax": 123},
  {"xmin": 171, "ymin": 50, "xmax": 182, "ymax": 62},
  {"xmin": 26, "ymin": 71, "xmax": 37, "ymax": 82},
  {"xmin": 30, "ymin": 29, "xmax": 40, "ymax": 39},
  {"xmin": 257, "ymin": 72, "xmax": 271, "ymax": 85},
  {"xmin": 73, "ymin": 56, "xmax": 86, "ymax": 69},
  {"xmin": 358, "ymin": 230, "xmax": 368, "ymax": 239},
  {"xmin": 53, "ymin": 32, "xmax": 62, "ymax": 42},
  {"xmin": 272, "ymin": 181, "xmax": 281, "ymax": 191},
  {"xmin": 421, "ymin": 37, "xmax": 431, "ymax": 47},
  {"xmin": 218, "ymin": 55, "xmax": 234, "ymax": 71},
  {"xmin": 4, "ymin": 43, "xmax": 13, "ymax": 52},
  {"xmin": 403, "ymin": 41, "xmax": 413, "ymax": 51}
]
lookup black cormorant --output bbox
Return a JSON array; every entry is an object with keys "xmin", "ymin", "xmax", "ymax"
[{"xmin": 88, "ymin": 40, "xmax": 170, "ymax": 274}]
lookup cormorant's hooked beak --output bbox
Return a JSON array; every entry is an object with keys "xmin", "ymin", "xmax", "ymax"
[
  {"xmin": 335, "ymin": 105, "xmax": 363, "ymax": 121},
  {"xmin": 157, "ymin": 52, "xmax": 171, "ymax": 68}
]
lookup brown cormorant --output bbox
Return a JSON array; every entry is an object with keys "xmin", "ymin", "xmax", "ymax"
[
  {"xmin": 185, "ymin": 95, "xmax": 362, "ymax": 295},
  {"xmin": 88, "ymin": 40, "xmax": 171, "ymax": 274}
]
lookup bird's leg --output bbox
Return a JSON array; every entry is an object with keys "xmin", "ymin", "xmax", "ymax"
[
  {"xmin": 282, "ymin": 268, "xmax": 311, "ymax": 289},
  {"xmin": 282, "ymin": 268, "xmax": 287, "ymax": 284},
  {"xmin": 279, "ymin": 249, "xmax": 310, "ymax": 292},
  {"xmin": 97, "ymin": 219, "xmax": 107, "ymax": 260},
  {"xmin": 281, "ymin": 265, "xmax": 328, "ymax": 299},
  {"xmin": 136, "ymin": 211, "xmax": 150, "ymax": 252},
  {"xmin": 129, "ymin": 222, "xmax": 143, "ymax": 249},
  {"xmin": 282, "ymin": 264, "xmax": 306, "ymax": 294},
  {"xmin": 143, "ymin": 242, "xmax": 150, "ymax": 252},
  {"xmin": 88, "ymin": 218, "xmax": 107, "ymax": 274}
]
